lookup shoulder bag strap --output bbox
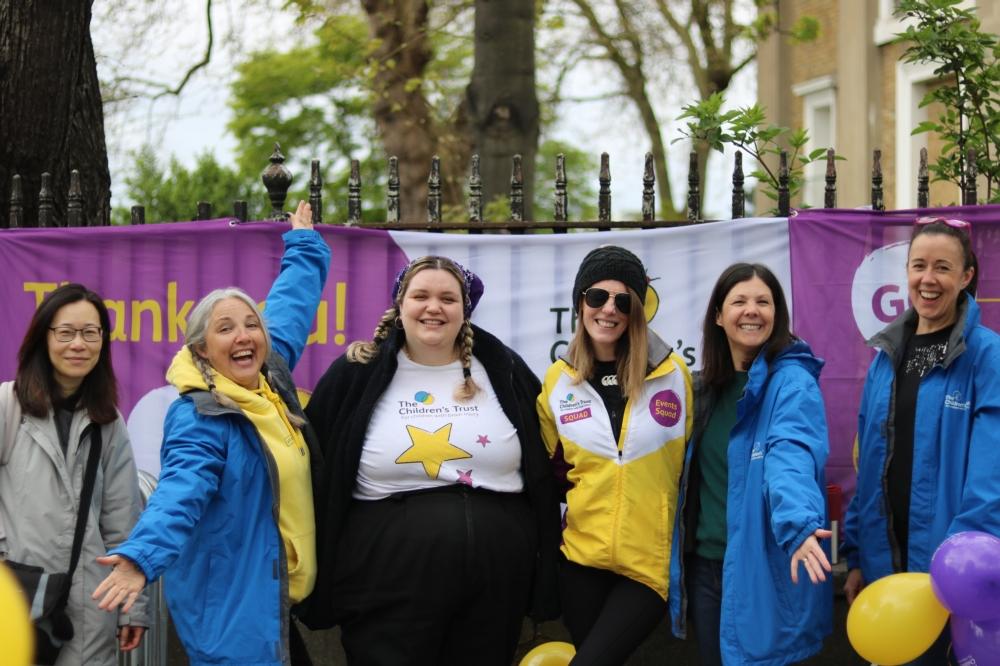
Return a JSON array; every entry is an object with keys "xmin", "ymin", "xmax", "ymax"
[{"xmin": 66, "ymin": 424, "xmax": 102, "ymax": 579}]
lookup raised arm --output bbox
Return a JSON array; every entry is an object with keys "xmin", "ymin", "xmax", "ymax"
[{"xmin": 263, "ymin": 201, "xmax": 331, "ymax": 370}]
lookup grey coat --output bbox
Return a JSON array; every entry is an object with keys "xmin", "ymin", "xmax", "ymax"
[{"xmin": 0, "ymin": 382, "xmax": 148, "ymax": 666}]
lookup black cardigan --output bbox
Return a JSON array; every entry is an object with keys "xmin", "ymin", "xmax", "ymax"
[{"xmin": 300, "ymin": 324, "xmax": 561, "ymax": 629}]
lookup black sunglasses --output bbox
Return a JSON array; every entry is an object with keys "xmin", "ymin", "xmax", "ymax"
[{"xmin": 582, "ymin": 287, "xmax": 632, "ymax": 314}]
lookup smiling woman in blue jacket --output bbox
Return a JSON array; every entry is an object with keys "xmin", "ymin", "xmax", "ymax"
[
  {"xmin": 91, "ymin": 202, "xmax": 330, "ymax": 665},
  {"xmin": 668, "ymin": 263, "xmax": 832, "ymax": 666},
  {"xmin": 842, "ymin": 218, "xmax": 1000, "ymax": 665}
]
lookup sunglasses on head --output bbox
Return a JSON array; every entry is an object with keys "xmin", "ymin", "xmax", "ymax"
[
  {"xmin": 583, "ymin": 287, "xmax": 632, "ymax": 314},
  {"xmin": 915, "ymin": 216, "xmax": 971, "ymax": 232}
]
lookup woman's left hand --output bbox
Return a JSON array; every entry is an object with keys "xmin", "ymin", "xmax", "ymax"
[
  {"xmin": 93, "ymin": 554, "xmax": 146, "ymax": 613},
  {"xmin": 118, "ymin": 625, "xmax": 146, "ymax": 651},
  {"xmin": 790, "ymin": 528, "xmax": 833, "ymax": 584},
  {"xmin": 289, "ymin": 200, "xmax": 313, "ymax": 230}
]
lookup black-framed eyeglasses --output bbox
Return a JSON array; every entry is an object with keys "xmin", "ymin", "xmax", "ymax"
[
  {"xmin": 582, "ymin": 288, "xmax": 632, "ymax": 314},
  {"xmin": 49, "ymin": 326, "xmax": 103, "ymax": 343}
]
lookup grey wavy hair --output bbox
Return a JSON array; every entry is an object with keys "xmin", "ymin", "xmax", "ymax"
[{"xmin": 185, "ymin": 287, "xmax": 304, "ymax": 427}]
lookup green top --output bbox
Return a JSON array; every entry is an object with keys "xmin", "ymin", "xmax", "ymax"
[{"xmin": 695, "ymin": 371, "xmax": 748, "ymax": 561}]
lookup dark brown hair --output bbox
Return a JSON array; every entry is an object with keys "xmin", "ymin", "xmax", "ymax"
[
  {"xmin": 910, "ymin": 219, "xmax": 978, "ymax": 296},
  {"xmin": 701, "ymin": 263, "xmax": 794, "ymax": 390},
  {"xmin": 15, "ymin": 283, "xmax": 119, "ymax": 423}
]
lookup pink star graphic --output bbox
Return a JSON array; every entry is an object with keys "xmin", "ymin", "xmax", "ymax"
[
  {"xmin": 457, "ymin": 469, "xmax": 474, "ymax": 486},
  {"xmin": 476, "ymin": 434, "xmax": 490, "ymax": 447}
]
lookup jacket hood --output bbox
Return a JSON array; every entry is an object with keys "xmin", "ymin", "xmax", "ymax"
[
  {"xmin": 166, "ymin": 346, "xmax": 210, "ymax": 394},
  {"xmin": 742, "ymin": 339, "xmax": 823, "ymax": 415},
  {"xmin": 867, "ymin": 293, "xmax": 977, "ymax": 368}
]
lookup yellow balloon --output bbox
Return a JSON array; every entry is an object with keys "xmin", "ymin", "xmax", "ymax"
[
  {"xmin": 0, "ymin": 562, "xmax": 34, "ymax": 666},
  {"xmin": 519, "ymin": 641, "xmax": 576, "ymax": 666},
  {"xmin": 847, "ymin": 572, "xmax": 949, "ymax": 665}
]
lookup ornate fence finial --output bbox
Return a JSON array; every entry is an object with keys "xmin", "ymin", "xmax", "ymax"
[
  {"xmin": 387, "ymin": 157, "xmax": 400, "ymax": 224},
  {"xmin": 687, "ymin": 151, "xmax": 701, "ymax": 221},
  {"xmin": 642, "ymin": 152, "xmax": 656, "ymax": 222},
  {"xmin": 38, "ymin": 173, "xmax": 55, "ymax": 228},
  {"xmin": 871, "ymin": 149, "xmax": 884, "ymax": 212},
  {"xmin": 66, "ymin": 170, "xmax": 84, "ymax": 227},
  {"xmin": 731, "ymin": 151, "xmax": 745, "ymax": 219},
  {"xmin": 348, "ymin": 159, "xmax": 362, "ymax": 225},
  {"xmin": 427, "ymin": 156, "xmax": 441, "ymax": 223},
  {"xmin": 598, "ymin": 153, "xmax": 611, "ymax": 225},
  {"xmin": 468, "ymin": 155, "xmax": 482, "ymax": 223},
  {"xmin": 8, "ymin": 174, "xmax": 24, "ymax": 229},
  {"xmin": 963, "ymin": 148, "xmax": 977, "ymax": 205},
  {"xmin": 917, "ymin": 147, "xmax": 929, "ymax": 209},
  {"xmin": 510, "ymin": 155, "xmax": 524, "ymax": 222},
  {"xmin": 824, "ymin": 149, "xmax": 837, "ymax": 209},
  {"xmin": 777, "ymin": 151, "xmax": 790, "ymax": 217},
  {"xmin": 131, "ymin": 205, "xmax": 146, "ymax": 225},
  {"xmin": 261, "ymin": 143, "xmax": 292, "ymax": 219},
  {"xmin": 309, "ymin": 159, "xmax": 323, "ymax": 224}
]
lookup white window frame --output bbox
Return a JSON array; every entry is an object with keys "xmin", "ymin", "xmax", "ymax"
[
  {"xmin": 792, "ymin": 76, "xmax": 837, "ymax": 208},
  {"xmin": 895, "ymin": 61, "xmax": 939, "ymax": 209},
  {"xmin": 875, "ymin": 0, "xmax": 977, "ymax": 45}
]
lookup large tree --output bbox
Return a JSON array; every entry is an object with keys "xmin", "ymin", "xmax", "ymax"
[
  {"xmin": 1, "ymin": 0, "xmax": 110, "ymax": 227},
  {"xmin": 547, "ymin": 0, "xmax": 810, "ymax": 217},
  {"xmin": 467, "ymin": 0, "xmax": 539, "ymax": 216}
]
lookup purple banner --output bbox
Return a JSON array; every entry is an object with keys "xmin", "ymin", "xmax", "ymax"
[
  {"xmin": 790, "ymin": 205, "xmax": 1000, "ymax": 495},
  {"xmin": 0, "ymin": 219, "xmax": 407, "ymax": 416}
]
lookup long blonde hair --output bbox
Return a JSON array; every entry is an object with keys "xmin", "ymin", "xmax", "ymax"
[
  {"xmin": 566, "ymin": 287, "xmax": 649, "ymax": 400},
  {"xmin": 347, "ymin": 256, "xmax": 481, "ymax": 401}
]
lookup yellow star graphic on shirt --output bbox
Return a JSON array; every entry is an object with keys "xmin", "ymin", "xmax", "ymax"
[{"xmin": 396, "ymin": 423, "xmax": 472, "ymax": 479}]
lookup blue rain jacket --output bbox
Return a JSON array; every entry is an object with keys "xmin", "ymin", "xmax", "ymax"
[
  {"xmin": 842, "ymin": 296, "xmax": 1000, "ymax": 583},
  {"xmin": 111, "ymin": 229, "xmax": 330, "ymax": 665},
  {"xmin": 669, "ymin": 340, "xmax": 832, "ymax": 665}
]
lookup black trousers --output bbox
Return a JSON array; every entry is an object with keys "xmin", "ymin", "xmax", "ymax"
[
  {"xmin": 331, "ymin": 486, "xmax": 536, "ymax": 666},
  {"xmin": 559, "ymin": 558, "xmax": 668, "ymax": 666}
]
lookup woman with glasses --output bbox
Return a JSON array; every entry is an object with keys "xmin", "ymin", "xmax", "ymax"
[
  {"xmin": 667, "ymin": 263, "xmax": 832, "ymax": 665},
  {"xmin": 300, "ymin": 255, "xmax": 560, "ymax": 666},
  {"xmin": 537, "ymin": 246, "xmax": 692, "ymax": 665},
  {"xmin": 842, "ymin": 217, "xmax": 1000, "ymax": 664},
  {"xmin": 0, "ymin": 284, "xmax": 147, "ymax": 664},
  {"xmin": 92, "ymin": 202, "xmax": 329, "ymax": 665}
]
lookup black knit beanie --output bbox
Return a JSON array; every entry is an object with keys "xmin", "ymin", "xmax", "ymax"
[{"xmin": 572, "ymin": 246, "xmax": 648, "ymax": 312}]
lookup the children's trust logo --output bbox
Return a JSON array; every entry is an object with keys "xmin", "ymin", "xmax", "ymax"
[
  {"xmin": 414, "ymin": 390, "xmax": 434, "ymax": 405},
  {"xmin": 944, "ymin": 390, "xmax": 971, "ymax": 411}
]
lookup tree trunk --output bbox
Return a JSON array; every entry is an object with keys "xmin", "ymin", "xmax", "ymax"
[
  {"xmin": 0, "ymin": 0, "xmax": 110, "ymax": 227},
  {"xmin": 467, "ymin": 0, "xmax": 539, "ymax": 219},
  {"xmin": 360, "ymin": 0, "xmax": 469, "ymax": 222}
]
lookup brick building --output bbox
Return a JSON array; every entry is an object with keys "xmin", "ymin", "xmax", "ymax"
[{"xmin": 756, "ymin": 0, "xmax": 999, "ymax": 210}]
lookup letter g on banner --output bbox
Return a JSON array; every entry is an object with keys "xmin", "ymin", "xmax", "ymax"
[{"xmin": 851, "ymin": 241, "xmax": 910, "ymax": 340}]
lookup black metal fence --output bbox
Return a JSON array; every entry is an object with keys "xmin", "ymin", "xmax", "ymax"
[{"xmin": 3, "ymin": 144, "xmax": 985, "ymax": 231}]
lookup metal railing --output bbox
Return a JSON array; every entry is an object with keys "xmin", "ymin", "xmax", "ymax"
[{"xmin": 117, "ymin": 470, "xmax": 167, "ymax": 666}]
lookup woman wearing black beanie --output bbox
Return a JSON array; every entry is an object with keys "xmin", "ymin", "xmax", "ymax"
[{"xmin": 537, "ymin": 245, "xmax": 693, "ymax": 665}]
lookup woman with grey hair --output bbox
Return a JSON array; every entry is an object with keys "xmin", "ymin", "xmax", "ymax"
[{"xmin": 92, "ymin": 201, "xmax": 330, "ymax": 665}]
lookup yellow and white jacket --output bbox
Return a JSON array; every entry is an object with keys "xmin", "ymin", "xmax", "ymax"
[{"xmin": 537, "ymin": 332, "xmax": 692, "ymax": 600}]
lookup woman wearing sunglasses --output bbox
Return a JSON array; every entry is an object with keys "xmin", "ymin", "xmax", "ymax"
[
  {"xmin": 843, "ymin": 218, "xmax": 999, "ymax": 665},
  {"xmin": 667, "ymin": 263, "xmax": 832, "ymax": 665},
  {"xmin": 537, "ymin": 246, "xmax": 692, "ymax": 665}
]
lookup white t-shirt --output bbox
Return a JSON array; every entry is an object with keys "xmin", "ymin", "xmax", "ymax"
[{"xmin": 354, "ymin": 351, "xmax": 525, "ymax": 499}]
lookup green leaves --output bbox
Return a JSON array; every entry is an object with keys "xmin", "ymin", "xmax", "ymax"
[
  {"xmin": 676, "ymin": 93, "xmax": 841, "ymax": 212},
  {"xmin": 894, "ymin": 0, "xmax": 1000, "ymax": 202}
]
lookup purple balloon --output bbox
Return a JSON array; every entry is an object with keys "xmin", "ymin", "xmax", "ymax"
[
  {"xmin": 950, "ymin": 615, "xmax": 1000, "ymax": 666},
  {"xmin": 930, "ymin": 531, "xmax": 1000, "ymax": 622}
]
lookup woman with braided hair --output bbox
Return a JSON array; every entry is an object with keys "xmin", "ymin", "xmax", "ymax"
[
  {"xmin": 92, "ymin": 201, "xmax": 330, "ymax": 665},
  {"xmin": 301, "ymin": 255, "xmax": 560, "ymax": 666}
]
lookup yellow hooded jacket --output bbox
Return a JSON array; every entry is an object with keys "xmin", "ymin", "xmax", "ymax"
[{"xmin": 537, "ymin": 333, "xmax": 692, "ymax": 600}]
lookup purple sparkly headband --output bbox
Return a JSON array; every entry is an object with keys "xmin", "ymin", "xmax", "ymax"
[{"xmin": 391, "ymin": 256, "xmax": 485, "ymax": 318}]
